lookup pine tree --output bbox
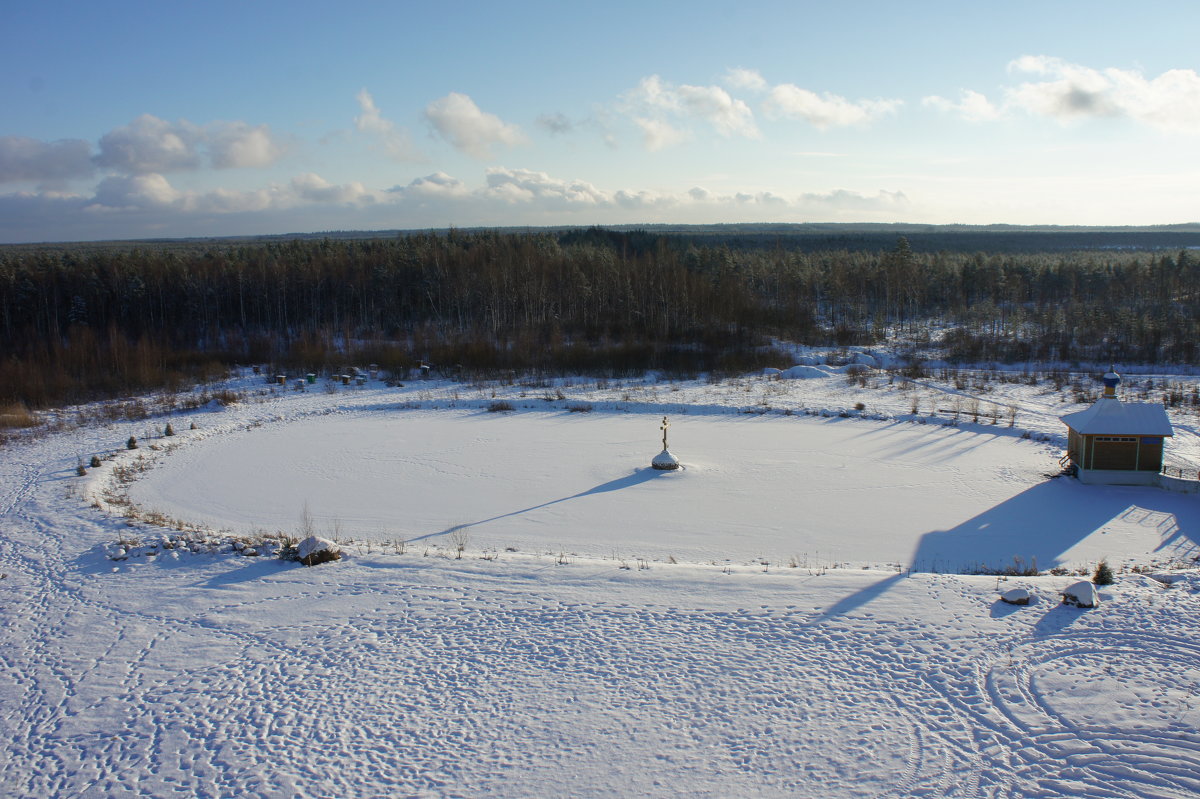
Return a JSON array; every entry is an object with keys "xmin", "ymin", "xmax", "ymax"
[{"xmin": 1093, "ymin": 560, "xmax": 1115, "ymax": 585}]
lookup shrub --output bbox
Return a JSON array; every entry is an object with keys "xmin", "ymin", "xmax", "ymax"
[
  {"xmin": 164, "ymin": 423, "xmax": 174, "ymax": 436},
  {"xmin": 126, "ymin": 436, "xmax": 138, "ymax": 450},
  {"xmin": 487, "ymin": 400, "xmax": 514, "ymax": 412},
  {"xmin": 449, "ymin": 526, "xmax": 471, "ymax": 559},
  {"xmin": 1093, "ymin": 560, "xmax": 1115, "ymax": 585},
  {"xmin": 89, "ymin": 455, "xmax": 102, "ymax": 468},
  {"xmin": 0, "ymin": 402, "xmax": 38, "ymax": 430}
]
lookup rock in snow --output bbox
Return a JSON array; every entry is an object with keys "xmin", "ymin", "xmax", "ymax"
[
  {"xmin": 1000, "ymin": 588, "xmax": 1031, "ymax": 605},
  {"xmin": 297, "ymin": 536, "xmax": 342, "ymax": 566},
  {"xmin": 1062, "ymin": 581, "xmax": 1100, "ymax": 608}
]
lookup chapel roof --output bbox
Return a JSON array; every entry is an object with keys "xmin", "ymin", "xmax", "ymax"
[{"xmin": 1060, "ymin": 399, "xmax": 1173, "ymax": 437}]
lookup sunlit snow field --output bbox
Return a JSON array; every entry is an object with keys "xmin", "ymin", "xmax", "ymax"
[{"xmin": 6, "ymin": 366, "xmax": 1200, "ymax": 798}]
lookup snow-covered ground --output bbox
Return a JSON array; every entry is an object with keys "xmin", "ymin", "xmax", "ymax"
[{"xmin": 4, "ymin": 363, "xmax": 1200, "ymax": 797}]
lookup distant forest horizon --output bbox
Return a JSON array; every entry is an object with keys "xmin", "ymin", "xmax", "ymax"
[
  {"xmin": 3, "ymin": 224, "xmax": 1199, "ymax": 409},
  {"xmin": 6, "ymin": 221, "xmax": 1200, "ymax": 255}
]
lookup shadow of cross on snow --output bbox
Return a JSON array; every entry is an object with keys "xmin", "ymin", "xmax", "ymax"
[
  {"xmin": 410, "ymin": 467, "xmax": 669, "ymax": 543},
  {"xmin": 810, "ymin": 478, "xmax": 1200, "ymax": 623}
]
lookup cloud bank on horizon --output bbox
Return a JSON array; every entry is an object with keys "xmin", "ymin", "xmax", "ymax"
[{"xmin": 3, "ymin": 37, "xmax": 1200, "ymax": 243}]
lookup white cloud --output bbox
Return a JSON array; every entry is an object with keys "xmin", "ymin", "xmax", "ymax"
[
  {"xmin": 94, "ymin": 114, "xmax": 286, "ymax": 174},
  {"xmin": 930, "ymin": 56, "xmax": 1200, "ymax": 132},
  {"xmin": 90, "ymin": 173, "xmax": 182, "ymax": 209},
  {"xmin": 290, "ymin": 173, "xmax": 375, "ymax": 205},
  {"xmin": 424, "ymin": 92, "xmax": 526, "ymax": 159},
  {"xmin": 922, "ymin": 90, "xmax": 1002, "ymax": 122},
  {"xmin": 796, "ymin": 188, "xmax": 909, "ymax": 211},
  {"xmin": 625, "ymin": 70, "xmax": 898, "ymax": 136},
  {"xmin": 0, "ymin": 136, "xmax": 95, "ymax": 184},
  {"xmin": 189, "ymin": 186, "xmax": 281, "ymax": 214},
  {"xmin": 95, "ymin": 114, "xmax": 202, "ymax": 174},
  {"xmin": 676, "ymin": 84, "xmax": 759, "ymax": 138},
  {"xmin": 382, "ymin": 168, "xmax": 905, "ymax": 221},
  {"xmin": 633, "ymin": 117, "xmax": 687, "ymax": 151},
  {"xmin": 0, "ymin": 161, "xmax": 913, "ymax": 242},
  {"xmin": 626, "ymin": 75, "xmax": 680, "ymax": 113},
  {"xmin": 622, "ymin": 75, "xmax": 759, "ymax": 146},
  {"xmin": 724, "ymin": 67, "xmax": 768, "ymax": 93},
  {"xmin": 354, "ymin": 88, "xmax": 388, "ymax": 133},
  {"xmin": 483, "ymin": 167, "xmax": 608, "ymax": 207},
  {"xmin": 83, "ymin": 171, "xmax": 376, "ymax": 216},
  {"xmin": 355, "ymin": 89, "xmax": 423, "ymax": 161},
  {"xmin": 679, "ymin": 185, "xmax": 906, "ymax": 213},
  {"xmin": 764, "ymin": 85, "xmax": 901, "ymax": 128},
  {"xmin": 1004, "ymin": 56, "xmax": 1200, "ymax": 132},
  {"xmin": 208, "ymin": 122, "xmax": 286, "ymax": 168},
  {"xmin": 394, "ymin": 171, "xmax": 472, "ymax": 201},
  {"xmin": 613, "ymin": 189, "xmax": 678, "ymax": 210}
]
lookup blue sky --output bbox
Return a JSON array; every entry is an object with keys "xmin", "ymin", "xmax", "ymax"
[{"xmin": 3, "ymin": 0, "xmax": 1199, "ymax": 242}]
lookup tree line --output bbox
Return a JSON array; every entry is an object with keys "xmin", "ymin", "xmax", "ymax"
[{"xmin": 2, "ymin": 228, "xmax": 1198, "ymax": 407}]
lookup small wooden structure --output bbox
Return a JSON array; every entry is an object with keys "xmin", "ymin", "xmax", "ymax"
[{"xmin": 1060, "ymin": 370, "xmax": 1172, "ymax": 485}]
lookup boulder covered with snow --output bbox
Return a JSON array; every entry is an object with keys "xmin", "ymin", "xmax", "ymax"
[
  {"xmin": 761, "ymin": 367, "xmax": 783, "ymax": 377},
  {"xmin": 297, "ymin": 536, "xmax": 342, "ymax": 566},
  {"xmin": 853, "ymin": 352, "xmax": 878, "ymax": 367},
  {"xmin": 1061, "ymin": 581, "xmax": 1100, "ymax": 608},
  {"xmin": 826, "ymin": 363, "xmax": 872, "ymax": 375},
  {"xmin": 651, "ymin": 449, "xmax": 680, "ymax": 471},
  {"xmin": 781, "ymin": 365, "xmax": 833, "ymax": 380},
  {"xmin": 1000, "ymin": 588, "xmax": 1031, "ymax": 605}
]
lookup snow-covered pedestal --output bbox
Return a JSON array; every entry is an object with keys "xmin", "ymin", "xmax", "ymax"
[{"xmin": 652, "ymin": 449, "xmax": 680, "ymax": 471}]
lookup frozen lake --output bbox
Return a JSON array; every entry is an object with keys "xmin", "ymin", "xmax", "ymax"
[{"xmin": 126, "ymin": 409, "xmax": 1197, "ymax": 570}]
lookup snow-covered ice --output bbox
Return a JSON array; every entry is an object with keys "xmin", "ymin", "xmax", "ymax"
[
  {"xmin": 125, "ymin": 408, "xmax": 1199, "ymax": 572},
  {"xmin": 3, "ymin": 366, "xmax": 1200, "ymax": 798}
]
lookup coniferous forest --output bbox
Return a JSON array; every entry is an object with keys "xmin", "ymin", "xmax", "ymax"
[{"xmin": 2, "ymin": 227, "xmax": 1199, "ymax": 408}]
